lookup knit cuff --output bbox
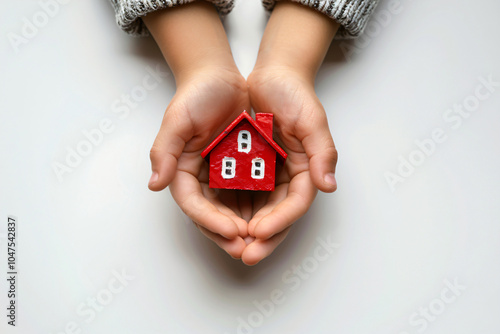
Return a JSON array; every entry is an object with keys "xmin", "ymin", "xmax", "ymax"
[
  {"xmin": 110, "ymin": 0, "xmax": 235, "ymax": 36},
  {"xmin": 262, "ymin": 0, "xmax": 379, "ymax": 39}
]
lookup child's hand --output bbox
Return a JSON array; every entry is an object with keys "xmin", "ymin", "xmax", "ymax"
[
  {"xmin": 241, "ymin": 66, "xmax": 337, "ymax": 264},
  {"xmin": 150, "ymin": 67, "xmax": 252, "ymax": 258},
  {"xmin": 143, "ymin": 3, "xmax": 252, "ymax": 258},
  {"xmin": 143, "ymin": 1, "xmax": 340, "ymax": 264},
  {"xmin": 240, "ymin": 2, "xmax": 340, "ymax": 265}
]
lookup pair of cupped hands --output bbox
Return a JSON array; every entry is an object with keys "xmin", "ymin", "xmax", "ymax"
[
  {"xmin": 147, "ymin": 65, "xmax": 338, "ymax": 265},
  {"xmin": 142, "ymin": 1, "xmax": 339, "ymax": 265}
]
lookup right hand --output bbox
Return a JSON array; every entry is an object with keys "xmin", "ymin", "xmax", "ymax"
[{"xmin": 148, "ymin": 65, "xmax": 253, "ymax": 259}]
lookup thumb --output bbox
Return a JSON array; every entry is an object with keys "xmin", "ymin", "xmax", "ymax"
[
  {"xmin": 148, "ymin": 108, "xmax": 192, "ymax": 191},
  {"xmin": 301, "ymin": 114, "xmax": 338, "ymax": 193}
]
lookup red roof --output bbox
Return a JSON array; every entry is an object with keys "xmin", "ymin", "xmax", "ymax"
[{"xmin": 201, "ymin": 111, "xmax": 287, "ymax": 161}]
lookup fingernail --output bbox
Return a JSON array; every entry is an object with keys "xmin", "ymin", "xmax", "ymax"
[
  {"xmin": 324, "ymin": 173, "xmax": 337, "ymax": 187},
  {"xmin": 148, "ymin": 172, "xmax": 158, "ymax": 186},
  {"xmin": 244, "ymin": 236, "xmax": 255, "ymax": 245}
]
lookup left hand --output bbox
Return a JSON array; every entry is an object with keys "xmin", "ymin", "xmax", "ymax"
[{"xmin": 240, "ymin": 66, "xmax": 338, "ymax": 265}]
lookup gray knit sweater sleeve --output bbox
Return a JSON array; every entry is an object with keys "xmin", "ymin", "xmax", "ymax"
[
  {"xmin": 110, "ymin": 0, "xmax": 234, "ymax": 36},
  {"xmin": 263, "ymin": 0, "xmax": 379, "ymax": 38}
]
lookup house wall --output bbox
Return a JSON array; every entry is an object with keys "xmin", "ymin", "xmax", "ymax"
[{"xmin": 208, "ymin": 119, "xmax": 276, "ymax": 191}]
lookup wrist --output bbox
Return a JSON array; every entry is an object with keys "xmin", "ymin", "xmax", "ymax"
[
  {"xmin": 173, "ymin": 50, "xmax": 240, "ymax": 85},
  {"xmin": 254, "ymin": 1, "xmax": 339, "ymax": 83},
  {"xmin": 249, "ymin": 64, "xmax": 313, "ymax": 92},
  {"xmin": 253, "ymin": 56, "xmax": 316, "ymax": 85},
  {"xmin": 143, "ymin": 1, "xmax": 238, "ymax": 85}
]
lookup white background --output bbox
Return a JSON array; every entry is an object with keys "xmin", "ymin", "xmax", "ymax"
[{"xmin": 1, "ymin": 0, "xmax": 500, "ymax": 333}]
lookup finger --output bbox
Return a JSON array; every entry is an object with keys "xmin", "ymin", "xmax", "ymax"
[
  {"xmin": 244, "ymin": 236, "xmax": 256, "ymax": 245},
  {"xmin": 252, "ymin": 172, "xmax": 317, "ymax": 240},
  {"xmin": 201, "ymin": 186, "xmax": 248, "ymax": 238},
  {"xmin": 241, "ymin": 227, "xmax": 291, "ymax": 266},
  {"xmin": 248, "ymin": 184, "xmax": 287, "ymax": 236},
  {"xmin": 217, "ymin": 189, "xmax": 243, "ymax": 217},
  {"xmin": 251, "ymin": 191, "xmax": 271, "ymax": 217},
  {"xmin": 195, "ymin": 224, "xmax": 247, "ymax": 259},
  {"xmin": 149, "ymin": 105, "xmax": 193, "ymax": 191},
  {"xmin": 170, "ymin": 171, "xmax": 239, "ymax": 239},
  {"xmin": 300, "ymin": 112, "xmax": 338, "ymax": 193}
]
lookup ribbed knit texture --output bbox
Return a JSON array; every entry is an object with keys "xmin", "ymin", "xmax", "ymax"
[
  {"xmin": 110, "ymin": 0, "xmax": 234, "ymax": 36},
  {"xmin": 263, "ymin": 0, "xmax": 379, "ymax": 38},
  {"xmin": 110, "ymin": 0, "xmax": 378, "ymax": 39}
]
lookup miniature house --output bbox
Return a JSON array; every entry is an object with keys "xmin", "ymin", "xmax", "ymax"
[{"xmin": 201, "ymin": 111, "xmax": 287, "ymax": 191}]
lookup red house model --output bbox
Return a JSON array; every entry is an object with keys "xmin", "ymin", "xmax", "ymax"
[{"xmin": 201, "ymin": 111, "xmax": 287, "ymax": 191}]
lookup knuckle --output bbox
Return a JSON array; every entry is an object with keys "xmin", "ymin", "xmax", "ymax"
[
  {"xmin": 149, "ymin": 144, "xmax": 163, "ymax": 160},
  {"xmin": 329, "ymin": 146, "xmax": 339, "ymax": 162},
  {"xmin": 180, "ymin": 193, "xmax": 196, "ymax": 218}
]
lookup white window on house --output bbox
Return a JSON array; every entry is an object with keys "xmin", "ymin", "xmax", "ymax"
[
  {"xmin": 222, "ymin": 157, "xmax": 236, "ymax": 179},
  {"xmin": 251, "ymin": 158, "xmax": 265, "ymax": 179},
  {"xmin": 238, "ymin": 130, "xmax": 251, "ymax": 153}
]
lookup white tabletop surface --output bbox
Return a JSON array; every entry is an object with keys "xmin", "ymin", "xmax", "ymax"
[{"xmin": 1, "ymin": 0, "xmax": 500, "ymax": 333}]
